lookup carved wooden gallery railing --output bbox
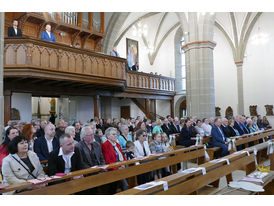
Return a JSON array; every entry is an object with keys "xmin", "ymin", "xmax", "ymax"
[
  {"xmin": 4, "ymin": 38, "xmax": 175, "ymax": 94},
  {"xmin": 4, "ymin": 37, "xmax": 126, "ymax": 87},
  {"xmin": 127, "ymin": 71, "xmax": 175, "ymax": 92}
]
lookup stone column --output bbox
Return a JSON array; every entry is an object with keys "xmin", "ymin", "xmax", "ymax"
[
  {"xmin": 0, "ymin": 12, "xmax": 4, "ymax": 140},
  {"xmin": 179, "ymin": 12, "xmax": 216, "ymax": 119},
  {"xmin": 182, "ymin": 41, "xmax": 216, "ymax": 118},
  {"xmin": 235, "ymin": 61, "xmax": 244, "ymax": 115}
]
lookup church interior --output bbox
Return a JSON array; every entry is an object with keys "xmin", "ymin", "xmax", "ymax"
[{"xmin": 0, "ymin": 6, "xmax": 273, "ymax": 197}]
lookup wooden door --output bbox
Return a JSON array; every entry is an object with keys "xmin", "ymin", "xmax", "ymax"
[{"xmin": 121, "ymin": 106, "xmax": 130, "ymax": 119}]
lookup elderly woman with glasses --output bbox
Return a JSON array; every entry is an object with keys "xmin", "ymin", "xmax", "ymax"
[
  {"xmin": 134, "ymin": 129, "xmax": 153, "ymax": 185},
  {"xmin": 118, "ymin": 124, "xmax": 133, "ymax": 148}
]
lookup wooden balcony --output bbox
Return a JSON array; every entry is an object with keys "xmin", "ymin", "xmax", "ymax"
[{"xmin": 4, "ymin": 38, "xmax": 175, "ymax": 98}]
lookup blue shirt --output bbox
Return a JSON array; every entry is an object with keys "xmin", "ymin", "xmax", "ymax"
[{"xmin": 118, "ymin": 134, "xmax": 133, "ymax": 148}]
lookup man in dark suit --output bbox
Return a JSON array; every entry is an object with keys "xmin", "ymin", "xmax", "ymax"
[
  {"xmin": 161, "ymin": 118, "xmax": 173, "ymax": 136},
  {"xmin": 131, "ymin": 62, "xmax": 139, "ymax": 71},
  {"xmin": 34, "ymin": 123, "xmax": 59, "ymax": 161},
  {"xmin": 75, "ymin": 126, "xmax": 105, "ymax": 169},
  {"xmin": 35, "ymin": 120, "xmax": 47, "ymax": 138},
  {"xmin": 8, "ymin": 20, "xmax": 22, "ymax": 37},
  {"xmin": 210, "ymin": 118, "xmax": 229, "ymax": 157},
  {"xmin": 167, "ymin": 115, "xmax": 179, "ymax": 134},
  {"xmin": 220, "ymin": 118, "xmax": 231, "ymax": 137},
  {"xmin": 48, "ymin": 133, "xmax": 84, "ymax": 176},
  {"xmin": 234, "ymin": 115, "xmax": 246, "ymax": 135}
]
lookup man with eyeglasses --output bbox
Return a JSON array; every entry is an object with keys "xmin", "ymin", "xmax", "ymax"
[{"xmin": 75, "ymin": 126, "xmax": 105, "ymax": 169}]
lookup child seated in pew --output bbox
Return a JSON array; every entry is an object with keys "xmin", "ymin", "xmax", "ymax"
[
  {"xmin": 161, "ymin": 132, "xmax": 174, "ymax": 152},
  {"xmin": 125, "ymin": 141, "xmax": 135, "ymax": 160},
  {"xmin": 149, "ymin": 132, "xmax": 168, "ymax": 179}
]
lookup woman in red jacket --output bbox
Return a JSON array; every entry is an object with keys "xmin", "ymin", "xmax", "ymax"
[
  {"xmin": 101, "ymin": 127, "xmax": 127, "ymax": 194},
  {"xmin": 0, "ymin": 127, "xmax": 19, "ymax": 169}
]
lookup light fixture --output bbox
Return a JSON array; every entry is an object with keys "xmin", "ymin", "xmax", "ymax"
[{"xmin": 132, "ymin": 20, "xmax": 148, "ymax": 37}]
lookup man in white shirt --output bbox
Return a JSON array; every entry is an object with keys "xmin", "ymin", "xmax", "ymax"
[
  {"xmin": 48, "ymin": 133, "xmax": 84, "ymax": 176},
  {"xmin": 41, "ymin": 24, "xmax": 56, "ymax": 43},
  {"xmin": 34, "ymin": 123, "xmax": 59, "ymax": 161}
]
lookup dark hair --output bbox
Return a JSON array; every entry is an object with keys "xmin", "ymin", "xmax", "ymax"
[
  {"xmin": 202, "ymin": 118, "xmax": 207, "ymax": 123},
  {"xmin": 152, "ymin": 132, "xmax": 160, "ymax": 140},
  {"xmin": 7, "ymin": 135, "xmax": 27, "ymax": 154},
  {"xmin": 135, "ymin": 129, "xmax": 146, "ymax": 140},
  {"xmin": 126, "ymin": 141, "xmax": 134, "ymax": 148},
  {"xmin": 1, "ymin": 127, "xmax": 18, "ymax": 147}
]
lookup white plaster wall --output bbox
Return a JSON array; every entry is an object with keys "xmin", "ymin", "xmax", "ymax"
[
  {"xmin": 243, "ymin": 13, "xmax": 274, "ymax": 126},
  {"xmin": 116, "ymin": 17, "xmax": 177, "ymax": 78},
  {"xmin": 11, "ymin": 93, "xmax": 32, "ymax": 122},
  {"xmin": 75, "ymin": 96, "xmax": 94, "ymax": 123},
  {"xmin": 110, "ymin": 98, "xmax": 145, "ymax": 119},
  {"xmin": 156, "ymin": 100, "xmax": 170, "ymax": 118},
  {"xmin": 213, "ymin": 26, "xmax": 238, "ymax": 117}
]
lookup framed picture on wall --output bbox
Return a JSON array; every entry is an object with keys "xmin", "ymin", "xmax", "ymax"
[{"xmin": 126, "ymin": 38, "xmax": 139, "ymax": 69}]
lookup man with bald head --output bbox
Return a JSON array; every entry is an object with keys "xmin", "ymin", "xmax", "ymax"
[{"xmin": 34, "ymin": 123, "xmax": 60, "ymax": 161}]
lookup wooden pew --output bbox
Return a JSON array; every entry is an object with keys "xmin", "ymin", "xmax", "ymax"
[
  {"xmin": 0, "ymin": 145, "xmax": 205, "ymax": 195},
  {"xmin": 116, "ymin": 152, "xmax": 255, "ymax": 195},
  {"xmin": 116, "ymin": 140, "xmax": 274, "ymax": 195},
  {"xmin": 229, "ymin": 130, "xmax": 274, "ymax": 156}
]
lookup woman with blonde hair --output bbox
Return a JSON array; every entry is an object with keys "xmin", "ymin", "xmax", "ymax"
[{"xmin": 152, "ymin": 119, "xmax": 163, "ymax": 134}]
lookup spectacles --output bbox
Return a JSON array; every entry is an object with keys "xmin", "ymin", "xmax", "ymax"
[{"xmin": 143, "ymin": 134, "xmax": 147, "ymax": 137}]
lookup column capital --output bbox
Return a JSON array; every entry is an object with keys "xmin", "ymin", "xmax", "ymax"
[
  {"xmin": 182, "ymin": 41, "xmax": 216, "ymax": 52},
  {"xmin": 235, "ymin": 61, "xmax": 243, "ymax": 67}
]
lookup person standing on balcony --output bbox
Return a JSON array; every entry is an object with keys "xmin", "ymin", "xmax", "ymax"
[
  {"xmin": 8, "ymin": 20, "xmax": 22, "ymax": 37},
  {"xmin": 110, "ymin": 47, "xmax": 120, "ymax": 57},
  {"xmin": 131, "ymin": 62, "xmax": 139, "ymax": 71},
  {"xmin": 41, "ymin": 24, "xmax": 56, "ymax": 43}
]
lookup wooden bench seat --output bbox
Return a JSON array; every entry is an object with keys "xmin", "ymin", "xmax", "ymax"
[
  {"xmin": 0, "ymin": 145, "xmax": 205, "ymax": 195},
  {"xmin": 116, "ymin": 140, "xmax": 274, "ymax": 195}
]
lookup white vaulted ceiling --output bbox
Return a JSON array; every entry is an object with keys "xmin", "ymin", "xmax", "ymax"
[{"xmin": 103, "ymin": 12, "xmax": 262, "ymax": 64}]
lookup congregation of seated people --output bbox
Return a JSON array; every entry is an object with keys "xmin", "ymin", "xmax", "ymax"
[{"xmin": 0, "ymin": 113, "xmax": 272, "ymax": 194}]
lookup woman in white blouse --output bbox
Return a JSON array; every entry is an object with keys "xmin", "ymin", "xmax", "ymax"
[
  {"xmin": 134, "ymin": 129, "xmax": 151, "ymax": 158},
  {"xmin": 134, "ymin": 129, "xmax": 152, "ymax": 185}
]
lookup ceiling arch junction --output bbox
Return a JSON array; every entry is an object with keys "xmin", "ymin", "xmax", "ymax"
[{"xmin": 215, "ymin": 12, "xmax": 262, "ymax": 63}]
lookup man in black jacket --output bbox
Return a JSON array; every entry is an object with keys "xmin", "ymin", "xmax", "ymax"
[
  {"xmin": 8, "ymin": 20, "xmax": 22, "ymax": 37},
  {"xmin": 48, "ymin": 133, "xmax": 84, "ymax": 176}
]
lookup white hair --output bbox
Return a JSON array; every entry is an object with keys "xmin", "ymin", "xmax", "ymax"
[
  {"xmin": 120, "ymin": 124, "xmax": 128, "ymax": 133},
  {"xmin": 65, "ymin": 126, "xmax": 75, "ymax": 134},
  {"xmin": 80, "ymin": 126, "xmax": 93, "ymax": 141},
  {"xmin": 105, "ymin": 127, "xmax": 118, "ymax": 139}
]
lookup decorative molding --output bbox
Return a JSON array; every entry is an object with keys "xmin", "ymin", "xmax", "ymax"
[
  {"xmin": 265, "ymin": 105, "xmax": 273, "ymax": 116},
  {"xmin": 182, "ymin": 41, "xmax": 216, "ymax": 52},
  {"xmin": 215, "ymin": 107, "xmax": 221, "ymax": 117},
  {"xmin": 249, "ymin": 105, "xmax": 258, "ymax": 116},
  {"xmin": 225, "ymin": 106, "xmax": 233, "ymax": 118}
]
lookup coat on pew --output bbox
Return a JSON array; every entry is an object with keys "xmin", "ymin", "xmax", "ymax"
[{"xmin": 210, "ymin": 125, "xmax": 229, "ymax": 157}]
